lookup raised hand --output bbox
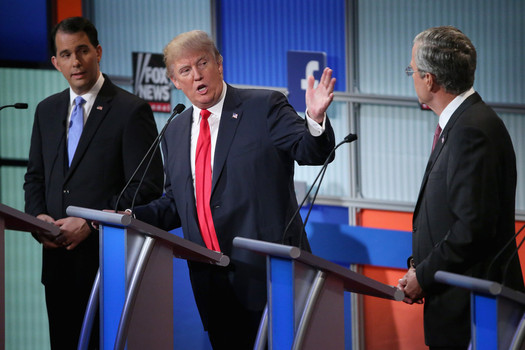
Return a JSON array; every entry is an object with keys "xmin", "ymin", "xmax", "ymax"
[{"xmin": 305, "ymin": 67, "xmax": 336, "ymax": 123}]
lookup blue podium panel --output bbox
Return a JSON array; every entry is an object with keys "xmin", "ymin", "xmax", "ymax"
[
  {"xmin": 250, "ymin": 238, "xmax": 402, "ymax": 350},
  {"xmin": 471, "ymin": 294, "xmax": 497, "ymax": 350},
  {"xmin": 268, "ymin": 257, "xmax": 295, "ymax": 349},
  {"xmin": 435, "ymin": 271, "xmax": 525, "ymax": 350},
  {"xmin": 67, "ymin": 206, "xmax": 229, "ymax": 350},
  {"xmin": 100, "ymin": 225, "xmax": 127, "ymax": 350}
]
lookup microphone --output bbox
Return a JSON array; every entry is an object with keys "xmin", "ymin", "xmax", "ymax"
[
  {"xmin": 344, "ymin": 133, "xmax": 357, "ymax": 143},
  {"xmin": 281, "ymin": 133, "xmax": 358, "ymax": 246},
  {"xmin": 113, "ymin": 103, "xmax": 185, "ymax": 212},
  {"xmin": 486, "ymin": 223, "xmax": 525, "ymax": 284},
  {"xmin": 501, "ymin": 223, "xmax": 525, "ymax": 285},
  {"xmin": 0, "ymin": 103, "xmax": 28, "ymax": 111}
]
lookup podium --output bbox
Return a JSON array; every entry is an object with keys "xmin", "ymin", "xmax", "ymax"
[
  {"xmin": 435, "ymin": 271, "xmax": 525, "ymax": 350},
  {"xmin": 0, "ymin": 203, "xmax": 60, "ymax": 350},
  {"xmin": 67, "ymin": 206, "xmax": 229, "ymax": 350},
  {"xmin": 233, "ymin": 237, "xmax": 404, "ymax": 350}
]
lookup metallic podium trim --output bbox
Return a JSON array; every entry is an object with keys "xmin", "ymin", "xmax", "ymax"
[
  {"xmin": 292, "ymin": 270, "xmax": 326, "ymax": 350},
  {"xmin": 78, "ymin": 270, "xmax": 100, "ymax": 350},
  {"xmin": 114, "ymin": 236, "xmax": 155, "ymax": 350}
]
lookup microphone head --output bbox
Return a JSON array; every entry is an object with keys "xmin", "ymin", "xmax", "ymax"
[
  {"xmin": 344, "ymin": 133, "xmax": 358, "ymax": 143},
  {"xmin": 14, "ymin": 103, "xmax": 28, "ymax": 109},
  {"xmin": 173, "ymin": 103, "xmax": 185, "ymax": 114}
]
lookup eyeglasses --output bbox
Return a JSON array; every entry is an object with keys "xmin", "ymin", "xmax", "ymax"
[{"xmin": 405, "ymin": 65, "xmax": 416, "ymax": 77}]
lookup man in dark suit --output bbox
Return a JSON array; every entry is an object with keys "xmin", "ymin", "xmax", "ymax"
[
  {"xmin": 23, "ymin": 17, "xmax": 163, "ymax": 349},
  {"xmin": 397, "ymin": 26, "xmax": 524, "ymax": 349},
  {"xmin": 132, "ymin": 30, "xmax": 336, "ymax": 348}
]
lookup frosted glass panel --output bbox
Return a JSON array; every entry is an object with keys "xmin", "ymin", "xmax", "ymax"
[
  {"xmin": 501, "ymin": 113, "xmax": 525, "ymax": 210},
  {"xmin": 1, "ymin": 167, "xmax": 50, "ymax": 350},
  {"xmin": 358, "ymin": 0, "xmax": 525, "ymax": 103},
  {"xmin": 294, "ymin": 101, "xmax": 352, "ymax": 197},
  {"xmin": 93, "ymin": 0, "xmax": 212, "ymax": 77},
  {"xmin": 0, "ymin": 68, "xmax": 67, "ymax": 159},
  {"xmin": 359, "ymin": 105, "xmax": 525, "ymax": 211},
  {"xmin": 359, "ymin": 104, "xmax": 432, "ymax": 202}
]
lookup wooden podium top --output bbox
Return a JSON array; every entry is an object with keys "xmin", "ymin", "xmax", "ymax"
[{"xmin": 0, "ymin": 203, "xmax": 60, "ymax": 237}]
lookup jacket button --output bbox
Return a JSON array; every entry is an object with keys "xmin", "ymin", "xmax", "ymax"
[{"xmin": 63, "ymin": 189, "xmax": 70, "ymax": 194}]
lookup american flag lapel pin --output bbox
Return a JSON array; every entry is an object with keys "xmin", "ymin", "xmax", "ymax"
[
  {"xmin": 97, "ymin": 106, "xmax": 103, "ymax": 111},
  {"xmin": 232, "ymin": 113, "xmax": 238, "ymax": 119}
]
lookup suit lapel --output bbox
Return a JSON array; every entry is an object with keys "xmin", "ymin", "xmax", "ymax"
[
  {"xmin": 413, "ymin": 93, "xmax": 481, "ymax": 218},
  {"xmin": 66, "ymin": 78, "xmax": 115, "ymax": 179},
  {"xmin": 211, "ymin": 85, "xmax": 243, "ymax": 193},
  {"xmin": 49, "ymin": 91, "xmax": 70, "ymax": 175},
  {"xmin": 174, "ymin": 108, "xmax": 196, "ymax": 205}
]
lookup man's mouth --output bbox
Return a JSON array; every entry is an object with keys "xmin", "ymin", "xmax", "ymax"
[
  {"xmin": 72, "ymin": 72, "xmax": 85, "ymax": 79},
  {"xmin": 197, "ymin": 84, "xmax": 207, "ymax": 94}
]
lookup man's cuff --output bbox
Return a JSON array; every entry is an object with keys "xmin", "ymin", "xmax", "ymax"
[
  {"xmin": 305, "ymin": 108, "xmax": 326, "ymax": 136},
  {"xmin": 124, "ymin": 208, "xmax": 136, "ymax": 218}
]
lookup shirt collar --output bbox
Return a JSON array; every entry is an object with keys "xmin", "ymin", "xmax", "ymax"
[
  {"xmin": 438, "ymin": 87, "xmax": 475, "ymax": 130},
  {"xmin": 69, "ymin": 73, "xmax": 105, "ymax": 106}
]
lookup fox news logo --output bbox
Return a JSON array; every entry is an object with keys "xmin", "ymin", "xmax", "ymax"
[{"xmin": 133, "ymin": 52, "xmax": 172, "ymax": 113}]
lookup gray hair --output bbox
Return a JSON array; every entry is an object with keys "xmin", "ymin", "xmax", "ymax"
[
  {"xmin": 163, "ymin": 30, "xmax": 223, "ymax": 79},
  {"xmin": 414, "ymin": 26, "xmax": 476, "ymax": 95}
]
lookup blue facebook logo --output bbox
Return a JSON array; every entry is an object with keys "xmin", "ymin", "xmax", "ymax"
[{"xmin": 287, "ymin": 51, "xmax": 327, "ymax": 113}]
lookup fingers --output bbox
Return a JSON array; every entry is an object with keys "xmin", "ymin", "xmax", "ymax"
[
  {"xmin": 307, "ymin": 75, "xmax": 315, "ymax": 91},
  {"xmin": 54, "ymin": 234, "xmax": 75, "ymax": 249},
  {"xmin": 37, "ymin": 214, "xmax": 56, "ymax": 224},
  {"xmin": 66, "ymin": 241, "xmax": 79, "ymax": 251},
  {"xmin": 319, "ymin": 67, "xmax": 331, "ymax": 85},
  {"xmin": 319, "ymin": 67, "xmax": 335, "ymax": 91},
  {"xmin": 402, "ymin": 297, "xmax": 414, "ymax": 305}
]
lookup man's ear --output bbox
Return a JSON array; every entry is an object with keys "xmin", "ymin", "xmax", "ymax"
[
  {"xmin": 170, "ymin": 76, "xmax": 181, "ymax": 90},
  {"xmin": 96, "ymin": 45, "xmax": 102, "ymax": 64},
  {"xmin": 51, "ymin": 56, "xmax": 60, "ymax": 72},
  {"xmin": 425, "ymin": 72, "xmax": 438, "ymax": 92}
]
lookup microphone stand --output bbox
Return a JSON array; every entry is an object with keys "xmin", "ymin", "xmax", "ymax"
[
  {"xmin": 113, "ymin": 103, "xmax": 185, "ymax": 212},
  {"xmin": 501, "ymin": 223, "xmax": 525, "ymax": 285},
  {"xmin": 281, "ymin": 133, "xmax": 358, "ymax": 246},
  {"xmin": 486, "ymin": 223, "xmax": 525, "ymax": 283}
]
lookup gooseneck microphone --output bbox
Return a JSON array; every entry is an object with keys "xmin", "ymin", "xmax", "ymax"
[
  {"xmin": 486, "ymin": 222, "xmax": 525, "ymax": 284},
  {"xmin": 0, "ymin": 103, "xmax": 29, "ymax": 111},
  {"xmin": 501, "ymin": 223, "xmax": 525, "ymax": 285},
  {"xmin": 281, "ymin": 133, "xmax": 358, "ymax": 246},
  {"xmin": 113, "ymin": 103, "xmax": 185, "ymax": 212}
]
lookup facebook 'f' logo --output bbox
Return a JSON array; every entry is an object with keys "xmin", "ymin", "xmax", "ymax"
[{"xmin": 287, "ymin": 51, "xmax": 327, "ymax": 113}]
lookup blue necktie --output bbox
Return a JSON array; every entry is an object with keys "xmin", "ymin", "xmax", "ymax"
[{"xmin": 68, "ymin": 96, "xmax": 85, "ymax": 166}]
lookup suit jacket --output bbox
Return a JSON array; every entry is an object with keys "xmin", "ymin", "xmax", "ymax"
[
  {"xmin": 134, "ymin": 85, "xmax": 335, "ymax": 325},
  {"xmin": 412, "ymin": 92, "xmax": 524, "ymax": 346},
  {"xmin": 24, "ymin": 75, "xmax": 164, "ymax": 286}
]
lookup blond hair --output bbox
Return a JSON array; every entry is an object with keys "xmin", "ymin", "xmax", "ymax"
[{"xmin": 163, "ymin": 30, "xmax": 223, "ymax": 78}]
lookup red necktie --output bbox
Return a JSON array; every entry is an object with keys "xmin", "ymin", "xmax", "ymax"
[
  {"xmin": 432, "ymin": 124, "xmax": 442, "ymax": 151},
  {"xmin": 195, "ymin": 109, "xmax": 220, "ymax": 251}
]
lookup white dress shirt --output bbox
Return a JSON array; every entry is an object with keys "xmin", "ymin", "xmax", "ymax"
[
  {"xmin": 67, "ymin": 73, "xmax": 105, "ymax": 139},
  {"xmin": 438, "ymin": 87, "xmax": 476, "ymax": 133}
]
